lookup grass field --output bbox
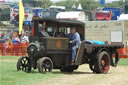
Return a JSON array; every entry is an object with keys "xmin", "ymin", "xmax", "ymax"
[
  {"xmin": 118, "ymin": 58, "xmax": 128, "ymax": 66},
  {"xmin": 0, "ymin": 56, "xmax": 128, "ymax": 85},
  {"xmin": 0, "ymin": 56, "xmax": 64, "ymax": 85}
]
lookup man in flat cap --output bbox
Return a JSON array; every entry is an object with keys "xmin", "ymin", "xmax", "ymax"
[{"xmin": 67, "ymin": 27, "xmax": 81, "ymax": 63}]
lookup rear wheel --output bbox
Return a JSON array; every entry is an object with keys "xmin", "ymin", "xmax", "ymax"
[
  {"xmin": 17, "ymin": 56, "xmax": 31, "ymax": 73},
  {"xmin": 38, "ymin": 57, "xmax": 53, "ymax": 73},
  {"xmin": 94, "ymin": 51, "xmax": 110, "ymax": 74}
]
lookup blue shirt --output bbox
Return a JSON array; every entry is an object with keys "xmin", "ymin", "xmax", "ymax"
[
  {"xmin": 0, "ymin": 35, "xmax": 7, "ymax": 43},
  {"xmin": 13, "ymin": 39, "xmax": 19, "ymax": 45},
  {"xmin": 67, "ymin": 32, "xmax": 81, "ymax": 46}
]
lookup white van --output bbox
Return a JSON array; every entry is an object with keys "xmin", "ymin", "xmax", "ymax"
[{"xmin": 56, "ymin": 11, "xmax": 88, "ymax": 22}]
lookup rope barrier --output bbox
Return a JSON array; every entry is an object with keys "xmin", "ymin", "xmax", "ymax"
[
  {"xmin": 0, "ymin": 43, "xmax": 29, "ymax": 56},
  {"xmin": 0, "ymin": 43, "xmax": 128, "ymax": 58},
  {"xmin": 118, "ymin": 48, "xmax": 128, "ymax": 58}
]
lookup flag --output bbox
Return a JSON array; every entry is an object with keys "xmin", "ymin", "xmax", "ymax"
[
  {"xmin": 100, "ymin": 0, "xmax": 105, "ymax": 5},
  {"xmin": 19, "ymin": 0, "xmax": 24, "ymax": 34}
]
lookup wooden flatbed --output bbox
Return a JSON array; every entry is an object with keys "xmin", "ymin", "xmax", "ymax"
[{"xmin": 85, "ymin": 44, "xmax": 124, "ymax": 48}]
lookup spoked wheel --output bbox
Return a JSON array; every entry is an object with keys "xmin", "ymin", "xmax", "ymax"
[
  {"xmin": 17, "ymin": 56, "xmax": 31, "ymax": 73},
  {"xmin": 94, "ymin": 51, "xmax": 110, "ymax": 74},
  {"xmin": 38, "ymin": 57, "xmax": 53, "ymax": 73}
]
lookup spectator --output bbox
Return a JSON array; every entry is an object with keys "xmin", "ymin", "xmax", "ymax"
[
  {"xmin": 9, "ymin": 31, "xmax": 14, "ymax": 42},
  {"xmin": 6, "ymin": 31, "xmax": 14, "ymax": 56},
  {"xmin": 0, "ymin": 32, "xmax": 7, "ymax": 43},
  {"xmin": 26, "ymin": 32, "xmax": 29, "ymax": 43},
  {"xmin": 13, "ymin": 32, "xmax": 20, "ymax": 44},
  {"xmin": 20, "ymin": 32, "xmax": 29, "ymax": 43},
  {"xmin": 12, "ymin": 32, "xmax": 20, "ymax": 56},
  {"xmin": 0, "ymin": 32, "xmax": 7, "ymax": 56},
  {"xmin": 6, "ymin": 37, "xmax": 12, "ymax": 56},
  {"xmin": 20, "ymin": 32, "xmax": 29, "ymax": 56}
]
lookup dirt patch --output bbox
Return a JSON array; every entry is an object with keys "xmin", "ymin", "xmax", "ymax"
[
  {"xmin": 0, "ymin": 59, "xmax": 17, "ymax": 62},
  {"xmin": 35, "ymin": 65, "xmax": 128, "ymax": 85}
]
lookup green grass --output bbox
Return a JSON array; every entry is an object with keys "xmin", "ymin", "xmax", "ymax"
[
  {"xmin": 0, "ymin": 56, "xmax": 20, "ymax": 60},
  {"xmin": 0, "ymin": 56, "xmax": 64, "ymax": 85},
  {"xmin": 0, "ymin": 56, "xmax": 128, "ymax": 85},
  {"xmin": 118, "ymin": 58, "xmax": 128, "ymax": 66}
]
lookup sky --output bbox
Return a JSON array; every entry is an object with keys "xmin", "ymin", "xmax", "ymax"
[{"xmin": 0, "ymin": 0, "xmax": 121, "ymax": 3}]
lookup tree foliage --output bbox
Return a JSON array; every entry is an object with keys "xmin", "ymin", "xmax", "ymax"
[
  {"xmin": 78, "ymin": 0, "xmax": 100, "ymax": 10},
  {"xmin": 41, "ymin": 0, "xmax": 53, "ymax": 8},
  {"xmin": 105, "ymin": 0, "xmax": 126, "ymax": 12},
  {"xmin": 105, "ymin": 0, "xmax": 123, "ymax": 8},
  {"xmin": 55, "ymin": 0, "xmax": 100, "ymax": 11},
  {"xmin": 40, "ymin": 0, "xmax": 126, "ymax": 12},
  {"xmin": 55, "ymin": 0, "xmax": 78, "ymax": 10}
]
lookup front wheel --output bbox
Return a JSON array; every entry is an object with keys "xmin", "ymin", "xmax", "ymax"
[
  {"xmin": 94, "ymin": 51, "xmax": 110, "ymax": 74},
  {"xmin": 17, "ymin": 56, "xmax": 31, "ymax": 73},
  {"xmin": 38, "ymin": 57, "xmax": 53, "ymax": 73}
]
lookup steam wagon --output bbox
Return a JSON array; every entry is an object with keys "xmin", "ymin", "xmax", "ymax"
[{"xmin": 17, "ymin": 17, "xmax": 123, "ymax": 73}]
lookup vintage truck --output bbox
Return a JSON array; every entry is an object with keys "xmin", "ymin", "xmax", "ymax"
[{"xmin": 17, "ymin": 17, "xmax": 124, "ymax": 74}]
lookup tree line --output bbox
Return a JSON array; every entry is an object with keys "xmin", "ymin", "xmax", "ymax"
[{"xmin": 41, "ymin": 0, "xmax": 127, "ymax": 12}]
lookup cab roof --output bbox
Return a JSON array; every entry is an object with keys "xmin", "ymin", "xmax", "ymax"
[{"xmin": 36, "ymin": 17, "xmax": 85, "ymax": 27}]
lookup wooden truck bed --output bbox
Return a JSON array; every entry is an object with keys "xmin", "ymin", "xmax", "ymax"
[{"xmin": 85, "ymin": 44, "xmax": 124, "ymax": 49}]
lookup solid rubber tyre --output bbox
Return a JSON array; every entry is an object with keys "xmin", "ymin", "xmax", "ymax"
[
  {"xmin": 94, "ymin": 51, "xmax": 110, "ymax": 74},
  {"xmin": 38, "ymin": 57, "xmax": 53, "ymax": 73}
]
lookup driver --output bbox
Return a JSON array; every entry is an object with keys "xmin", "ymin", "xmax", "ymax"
[
  {"xmin": 39, "ymin": 22, "xmax": 50, "ymax": 37},
  {"xmin": 67, "ymin": 27, "xmax": 81, "ymax": 63},
  {"xmin": 40, "ymin": 27, "xmax": 50, "ymax": 37}
]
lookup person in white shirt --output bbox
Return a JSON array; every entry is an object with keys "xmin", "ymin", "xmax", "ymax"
[
  {"xmin": 26, "ymin": 32, "xmax": 29, "ymax": 43},
  {"xmin": 20, "ymin": 32, "xmax": 29, "ymax": 56},
  {"xmin": 20, "ymin": 32, "xmax": 29, "ymax": 43}
]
